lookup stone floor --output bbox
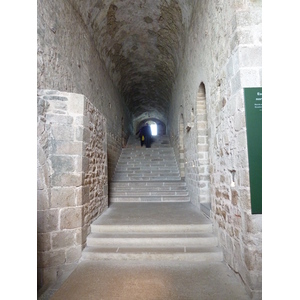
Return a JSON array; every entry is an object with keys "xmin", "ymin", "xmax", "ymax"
[
  {"xmin": 38, "ymin": 203, "xmax": 253, "ymax": 300},
  {"xmin": 47, "ymin": 260, "xmax": 251, "ymax": 300}
]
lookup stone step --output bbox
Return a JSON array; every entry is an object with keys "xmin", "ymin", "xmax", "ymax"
[
  {"xmin": 91, "ymin": 223, "xmax": 213, "ymax": 233},
  {"xmin": 120, "ymin": 152, "xmax": 174, "ymax": 156},
  {"xmin": 115, "ymin": 171, "xmax": 180, "ymax": 181},
  {"xmin": 110, "ymin": 181, "xmax": 187, "ymax": 187},
  {"xmin": 109, "ymin": 187, "xmax": 188, "ymax": 193},
  {"xmin": 115, "ymin": 163, "xmax": 177, "ymax": 168},
  {"xmin": 111, "ymin": 177, "xmax": 182, "ymax": 182},
  {"xmin": 115, "ymin": 165, "xmax": 179, "ymax": 170},
  {"xmin": 83, "ymin": 203, "xmax": 222, "ymax": 263},
  {"xmin": 109, "ymin": 195, "xmax": 190, "ymax": 203},
  {"xmin": 87, "ymin": 232, "xmax": 218, "ymax": 247},
  {"xmin": 81, "ymin": 246, "xmax": 223, "ymax": 262},
  {"xmin": 110, "ymin": 191, "xmax": 189, "ymax": 197},
  {"xmin": 116, "ymin": 162, "xmax": 178, "ymax": 167},
  {"xmin": 114, "ymin": 169, "xmax": 180, "ymax": 173},
  {"xmin": 111, "ymin": 139, "xmax": 185, "ymax": 202}
]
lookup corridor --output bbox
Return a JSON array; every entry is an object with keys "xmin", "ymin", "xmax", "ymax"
[
  {"xmin": 40, "ymin": 202, "xmax": 250, "ymax": 300},
  {"xmin": 37, "ymin": 1, "xmax": 262, "ymax": 298},
  {"xmin": 37, "ymin": 136, "xmax": 249, "ymax": 299}
]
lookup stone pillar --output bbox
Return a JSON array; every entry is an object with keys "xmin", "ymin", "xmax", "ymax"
[{"xmin": 37, "ymin": 90, "xmax": 107, "ymax": 290}]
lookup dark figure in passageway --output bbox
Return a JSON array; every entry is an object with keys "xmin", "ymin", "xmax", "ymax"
[
  {"xmin": 136, "ymin": 123, "xmax": 152, "ymax": 148},
  {"xmin": 136, "ymin": 127, "xmax": 144, "ymax": 147}
]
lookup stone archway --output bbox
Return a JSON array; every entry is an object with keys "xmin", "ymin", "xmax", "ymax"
[
  {"xmin": 179, "ymin": 113, "xmax": 185, "ymax": 178},
  {"xmin": 196, "ymin": 83, "xmax": 211, "ymax": 216}
]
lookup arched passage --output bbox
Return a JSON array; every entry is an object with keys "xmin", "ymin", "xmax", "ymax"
[
  {"xmin": 196, "ymin": 83, "xmax": 211, "ymax": 215},
  {"xmin": 179, "ymin": 113, "xmax": 185, "ymax": 178},
  {"xmin": 136, "ymin": 118, "xmax": 166, "ymax": 136}
]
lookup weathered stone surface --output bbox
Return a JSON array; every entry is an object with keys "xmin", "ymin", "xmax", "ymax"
[
  {"xmin": 60, "ymin": 207, "xmax": 83, "ymax": 229},
  {"xmin": 38, "ymin": 249, "xmax": 66, "ymax": 268},
  {"xmin": 37, "ymin": 233, "xmax": 51, "ymax": 252},
  {"xmin": 50, "ymin": 155, "xmax": 76, "ymax": 173},
  {"xmin": 52, "ymin": 230, "xmax": 77, "ymax": 249},
  {"xmin": 37, "ymin": 209, "xmax": 59, "ymax": 233},
  {"xmin": 37, "ymin": 90, "xmax": 108, "ymax": 291},
  {"xmin": 50, "ymin": 187, "xmax": 76, "ymax": 208}
]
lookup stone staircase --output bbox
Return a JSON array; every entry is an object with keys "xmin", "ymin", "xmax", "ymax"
[
  {"xmin": 82, "ymin": 135, "xmax": 223, "ymax": 263},
  {"xmin": 109, "ymin": 135, "xmax": 189, "ymax": 202}
]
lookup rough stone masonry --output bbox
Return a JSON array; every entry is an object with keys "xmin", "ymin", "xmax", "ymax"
[{"xmin": 37, "ymin": 90, "xmax": 107, "ymax": 288}]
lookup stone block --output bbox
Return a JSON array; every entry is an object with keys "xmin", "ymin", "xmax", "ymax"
[
  {"xmin": 50, "ymin": 155, "xmax": 75, "ymax": 173},
  {"xmin": 46, "ymin": 114, "xmax": 73, "ymax": 125},
  {"xmin": 50, "ymin": 187, "xmax": 76, "ymax": 208},
  {"xmin": 76, "ymin": 126, "xmax": 91, "ymax": 143},
  {"xmin": 37, "ymin": 172, "xmax": 45, "ymax": 190},
  {"xmin": 52, "ymin": 230, "xmax": 76, "ymax": 249},
  {"xmin": 237, "ymin": 194, "xmax": 250, "ymax": 215},
  {"xmin": 37, "ymin": 143, "xmax": 47, "ymax": 166},
  {"xmin": 238, "ymin": 169, "xmax": 250, "ymax": 187},
  {"xmin": 75, "ymin": 115, "xmax": 89, "ymax": 127},
  {"xmin": 66, "ymin": 246, "xmax": 82, "ymax": 263},
  {"xmin": 37, "ymin": 209, "xmax": 59, "ymax": 233},
  {"xmin": 60, "ymin": 207, "xmax": 83, "ymax": 229},
  {"xmin": 244, "ymin": 245, "xmax": 262, "ymax": 272},
  {"xmin": 76, "ymin": 185, "xmax": 90, "ymax": 205},
  {"xmin": 68, "ymin": 93, "xmax": 85, "ymax": 115},
  {"xmin": 37, "ymin": 249, "xmax": 66, "ymax": 268},
  {"xmin": 51, "ymin": 124, "xmax": 74, "ymax": 141},
  {"xmin": 37, "ymin": 232, "xmax": 51, "ymax": 251},
  {"xmin": 54, "ymin": 141, "xmax": 83, "ymax": 155},
  {"xmin": 51, "ymin": 172, "xmax": 83, "ymax": 187},
  {"xmin": 37, "ymin": 267, "xmax": 57, "ymax": 289},
  {"xmin": 239, "ymin": 68, "xmax": 260, "ymax": 87},
  {"xmin": 43, "ymin": 95, "xmax": 68, "ymax": 102},
  {"xmin": 47, "ymin": 101, "xmax": 67, "ymax": 115},
  {"xmin": 231, "ymin": 188, "xmax": 239, "ymax": 206},
  {"xmin": 37, "ymin": 189, "xmax": 49, "ymax": 210}
]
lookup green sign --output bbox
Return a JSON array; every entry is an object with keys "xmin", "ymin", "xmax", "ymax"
[{"xmin": 244, "ymin": 88, "xmax": 262, "ymax": 214}]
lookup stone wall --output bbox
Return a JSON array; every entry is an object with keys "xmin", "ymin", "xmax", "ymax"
[
  {"xmin": 169, "ymin": 0, "xmax": 262, "ymax": 298},
  {"xmin": 37, "ymin": 0, "xmax": 131, "ymax": 182},
  {"xmin": 37, "ymin": 90, "xmax": 107, "ymax": 290}
]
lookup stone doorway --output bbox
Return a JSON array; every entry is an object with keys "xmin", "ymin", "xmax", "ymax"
[{"xmin": 196, "ymin": 83, "xmax": 211, "ymax": 216}]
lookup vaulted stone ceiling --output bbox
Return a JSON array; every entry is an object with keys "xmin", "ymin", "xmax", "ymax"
[{"xmin": 69, "ymin": 0, "xmax": 195, "ymax": 122}]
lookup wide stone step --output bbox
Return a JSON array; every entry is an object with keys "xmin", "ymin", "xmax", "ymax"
[
  {"xmin": 83, "ymin": 203, "xmax": 223, "ymax": 263},
  {"xmin": 112, "ymin": 176, "xmax": 182, "ymax": 181},
  {"xmin": 115, "ymin": 170, "xmax": 179, "ymax": 176},
  {"xmin": 109, "ymin": 196, "xmax": 190, "ymax": 203},
  {"xmin": 116, "ymin": 162, "xmax": 178, "ymax": 167},
  {"xmin": 110, "ymin": 181, "xmax": 187, "ymax": 187},
  {"xmin": 91, "ymin": 223, "xmax": 213, "ymax": 233},
  {"xmin": 110, "ymin": 186, "xmax": 187, "ymax": 192},
  {"xmin": 115, "ymin": 164, "xmax": 179, "ymax": 168},
  {"xmin": 110, "ymin": 188, "xmax": 188, "ymax": 194},
  {"xmin": 81, "ymin": 246, "xmax": 223, "ymax": 262},
  {"xmin": 114, "ymin": 166, "xmax": 179, "ymax": 171},
  {"xmin": 110, "ymin": 191, "xmax": 189, "ymax": 197},
  {"xmin": 87, "ymin": 232, "xmax": 218, "ymax": 247}
]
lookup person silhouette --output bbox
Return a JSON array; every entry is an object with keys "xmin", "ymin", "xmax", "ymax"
[{"xmin": 136, "ymin": 123, "xmax": 152, "ymax": 148}]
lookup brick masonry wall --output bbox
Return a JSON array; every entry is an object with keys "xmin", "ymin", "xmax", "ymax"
[
  {"xmin": 169, "ymin": 0, "xmax": 262, "ymax": 298},
  {"xmin": 37, "ymin": 89, "xmax": 107, "ymax": 289}
]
